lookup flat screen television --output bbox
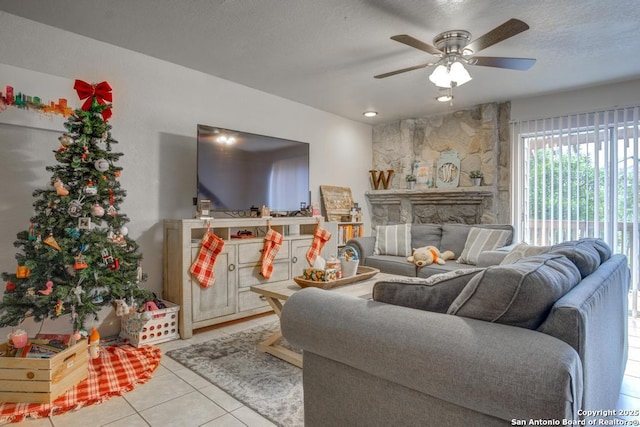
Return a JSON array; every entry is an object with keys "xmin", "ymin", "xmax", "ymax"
[{"xmin": 197, "ymin": 124, "xmax": 310, "ymax": 213}]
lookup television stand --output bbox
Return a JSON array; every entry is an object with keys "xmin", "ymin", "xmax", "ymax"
[{"xmin": 163, "ymin": 217, "xmax": 338, "ymax": 338}]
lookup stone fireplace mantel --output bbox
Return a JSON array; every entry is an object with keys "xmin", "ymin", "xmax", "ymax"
[{"xmin": 366, "ymin": 187, "xmax": 495, "ymax": 225}]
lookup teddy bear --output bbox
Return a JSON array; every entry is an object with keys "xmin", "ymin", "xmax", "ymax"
[{"xmin": 407, "ymin": 246, "xmax": 455, "ymax": 267}]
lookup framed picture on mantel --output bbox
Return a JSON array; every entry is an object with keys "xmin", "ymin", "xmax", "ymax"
[{"xmin": 413, "ymin": 161, "xmax": 435, "ymax": 188}]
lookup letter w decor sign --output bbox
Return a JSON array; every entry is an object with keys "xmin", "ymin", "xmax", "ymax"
[{"xmin": 369, "ymin": 169, "xmax": 394, "ymax": 190}]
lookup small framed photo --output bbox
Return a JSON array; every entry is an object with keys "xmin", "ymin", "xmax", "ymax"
[
  {"xmin": 78, "ymin": 217, "xmax": 92, "ymax": 230},
  {"xmin": 198, "ymin": 199, "xmax": 211, "ymax": 219}
]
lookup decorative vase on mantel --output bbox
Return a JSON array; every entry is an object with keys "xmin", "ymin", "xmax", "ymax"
[{"xmin": 471, "ymin": 177, "xmax": 482, "ymax": 186}]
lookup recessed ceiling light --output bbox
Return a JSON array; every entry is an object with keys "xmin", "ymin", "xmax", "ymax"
[{"xmin": 363, "ymin": 111, "xmax": 378, "ymax": 117}]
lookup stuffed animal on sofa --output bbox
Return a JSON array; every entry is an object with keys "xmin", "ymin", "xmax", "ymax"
[{"xmin": 407, "ymin": 246, "xmax": 455, "ymax": 267}]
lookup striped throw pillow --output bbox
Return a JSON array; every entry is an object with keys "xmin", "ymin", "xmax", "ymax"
[
  {"xmin": 374, "ymin": 224, "xmax": 412, "ymax": 256},
  {"xmin": 457, "ymin": 227, "xmax": 512, "ymax": 265}
]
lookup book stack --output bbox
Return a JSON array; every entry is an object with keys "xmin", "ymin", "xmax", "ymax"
[{"xmin": 15, "ymin": 333, "xmax": 72, "ymax": 358}]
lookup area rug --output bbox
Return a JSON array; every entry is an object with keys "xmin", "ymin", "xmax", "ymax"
[
  {"xmin": 166, "ymin": 321, "xmax": 303, "ymax": 427},
  {"xmin": 0, "ymin": 344, "xmax": 161, "ymax": 423}
]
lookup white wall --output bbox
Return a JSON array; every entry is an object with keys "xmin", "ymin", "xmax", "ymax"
[
  {"xmin": 511, "ymin": 78, "xmax": 640, "ymax": 121},
  {"xmin": 0, "ymin": 12, "xmax": 372, "ymax": 337}
]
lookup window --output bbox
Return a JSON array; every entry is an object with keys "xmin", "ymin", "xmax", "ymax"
[{"xmin": 511, "ymin": 107, "xmax": 639, "ymax": 314}]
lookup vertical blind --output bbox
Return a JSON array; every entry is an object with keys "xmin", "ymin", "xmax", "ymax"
[{"xmin": 511, "ymin": 106, "xmax": 640, "ymax": 314}]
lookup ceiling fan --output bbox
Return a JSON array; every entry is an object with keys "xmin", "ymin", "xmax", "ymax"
[{"xmin": 374, "ymin": 18, "xmax": 536, "ymax": 89}]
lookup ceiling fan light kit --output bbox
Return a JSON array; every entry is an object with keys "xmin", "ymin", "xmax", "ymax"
[{"xmin": 375, "ymin": 18, "xmax": 535, "ymax": 101}]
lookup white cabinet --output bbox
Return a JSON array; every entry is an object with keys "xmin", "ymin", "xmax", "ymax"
[{"xmin": 163, "ymin": 217, "xmax": 336, "ymax": 338}]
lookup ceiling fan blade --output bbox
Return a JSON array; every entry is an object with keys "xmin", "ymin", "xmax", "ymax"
[
  {"xmin": 471, "ymin": 56, "xmax": 536, "ymax": 71},
  {"xmin": 374, "ymin": 63, "xmax": 431, "ymax": 79},
  {"xmin": 464, "ymin": 18, "xmax": 530, "ymax": 54},
  {"xmin": 390, "ymin": 35, "xmax": 442, "ymax": 56}
]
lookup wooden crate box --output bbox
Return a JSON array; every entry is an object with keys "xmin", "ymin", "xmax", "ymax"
[{"xmin": 0, "ymin": 338, "xmax": 88, "ymax": 404}]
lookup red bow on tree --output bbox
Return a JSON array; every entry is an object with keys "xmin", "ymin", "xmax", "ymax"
[{"xmin": 73, "ymin": 79, "xmax": 113, "ymax": 121}]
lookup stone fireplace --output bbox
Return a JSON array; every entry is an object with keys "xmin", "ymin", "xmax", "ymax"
[
  {"xmin": 366, "ymin": 187, "xmax": 494, "ymax": 227},
  {"xmin": 368, "ymin": 102, "xmax": 511, "ymax": 227}
]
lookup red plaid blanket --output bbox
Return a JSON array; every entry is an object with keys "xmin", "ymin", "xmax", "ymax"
[{"xmin": 0, "ymin": 344, "xmax": 161, "ymax": 423}]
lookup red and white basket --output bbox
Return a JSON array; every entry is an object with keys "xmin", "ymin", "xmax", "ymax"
[{"xmin": 120, "ymin": 300, "xmax": 180, "ymax": 347}]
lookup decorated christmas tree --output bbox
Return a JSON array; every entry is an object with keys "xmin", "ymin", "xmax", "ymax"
[{"xmin": 0, "ymin": 80, "xmax": 152, "ymax": 334}]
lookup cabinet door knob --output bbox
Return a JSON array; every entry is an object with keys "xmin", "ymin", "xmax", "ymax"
[
  {"xmin": 228, "ymin": 264, "xmax": 236, "ymax": 271},
  {"xmin": 292, "ymin": 256, "xmax": 298, "ymax": 264}
]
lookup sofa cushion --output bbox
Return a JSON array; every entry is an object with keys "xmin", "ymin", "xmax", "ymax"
[
  {"xmin": 500, "ymin": 242, "xmax": 551, "ymax": 265},
  {"xmin": 416, "ymin": 260, "xmax": 479, "ymax": 278},
  {"xmin": 410, "ymin": 224, "xmax": 443, "ymax": 250},
  {"xmin": 548, "ymin": 239, "xmax": 601, "ymax": 278},
  {"xmin": 457, "ymin": 227, "xmax": 512, "ymax": 265},
  {"xmin": 440, "ymin": 224, "xmax": 513, "ymax": 259},
  {"xmin": 373, "ymin": 268, "xmax": 485, "ymax": 313},
  {"xmin": 373, "ymin": 224, "xmax": 412, "ymax": 257},
  {"xmin": 447, "ymin": 254, "xmax": 582, "ymax": 329},
  {"xmin": 365, "ymin": 255, "xmax": 417, "ymax": 277}
]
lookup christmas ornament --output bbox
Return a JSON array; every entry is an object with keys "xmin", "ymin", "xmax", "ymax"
[
  {"xmin": 54, "ymin": 299, "xmax": 65, "ymax": 316},
  {"xmin": 73, "ymin": 330, "xmax": 82, "ymax": 341},
  {"xmin": 68, "ymin": 199, "xmax": 83, "ymax": 217},
  {"xmin": 101, "ymin": 248, "xmax": 114, "ymax": 266},
  {"xmin": 44, "ymin": 233, "xmax": 62, "ymax": 251},
  {"xmin": 120, "ymin": 226, "xmax": 128, "ymax": 236},
  {"xmin": 54, "ymin": 178, "xmax": 69, "ymax": 196},
  {"xmin": 28, "ymin": 222, "xmax": 37, "ymax": 241},
  {"xmin": 81, "ymin": 145, "xmax": 89, "ymax": 162},
  {"xmin": 16, "ymin": 265, "xmax": 31, "ymax": 278},
  {"xmin": 92, "ymin": 203, "xmax": 105, "ymax": 217},
  {"xmin": 58, "ymin": 134, "xmax": 74, "ymax": 147},
  {"xmin": 94, "ymin": 158, "xmax": 109, "ymax": 172},
  {"xmin": 109, "ymin": 258, "xmax": 120, "ymax": 270},
  {"xmin": 5, "ymin": 281, "xmax": 16, "ymax": 291},
  {"xmin": 107, "ymin": 205, "xmax": 117, "ymax": 217},
  {"xmin": 39, "ymin": 280, "xmax": 54, "ymax": 295},
  {"xmin": 78, "ymin": 217, "xmax": 92, "ymax": 230},
  {"xmin": 26, "ymin": 287, "xmax": 36, "ymax": 297},
  {"xmin": 67, "ymin": 227, "xmax": 80, "ymax": 239},
  {"xmin": 85, "ymin": 180, "xmax": 97, "ymax": 195},
  {"xmin": 72, "ymin": 285, "xmax": 85, "ymax": 305},
  {"xmin": 74, "ymin": 253, "xmax": 88, "ymax": 270},
  {"xmin": 140, "ymin": 310, "xmax": 152, "ymax": 322}
]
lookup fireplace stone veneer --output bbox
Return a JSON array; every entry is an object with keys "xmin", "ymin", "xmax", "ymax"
[{"xmin": 365, "ymin": 187, "xmax": 494, "ymax": 226}]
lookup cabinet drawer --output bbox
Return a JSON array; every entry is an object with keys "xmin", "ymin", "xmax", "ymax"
[
  {"xmin": 238, "ymin": 290, "xmax": 270, "ymax": 312},
  {"xmin": 237, "ymin": 241, "xmax": 290, "ymax": 264},
  {"xmin": 237, "ymin": 261, "xmax": 290, "ymax": 288}
]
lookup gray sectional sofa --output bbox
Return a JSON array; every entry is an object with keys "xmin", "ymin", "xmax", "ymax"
[
  {"xmin": 346, "ymin": 223, "xmax": 514, "ymax": 277},
  {"xmin": 282, "ymin": 238, "xmax": 629, "ymax": 426}
]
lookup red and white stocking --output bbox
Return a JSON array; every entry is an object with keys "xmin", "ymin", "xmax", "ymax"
[
  {"xmin": 261, "ymin": 228, "xmax": 283, "ymax": 279},
  {"xmin": 306, "ymin": 225, "xmax": 332, "ymax": 266},
  {"xmin": 190, "ymin": 229, "xmax": 225, "ymax": 288}
]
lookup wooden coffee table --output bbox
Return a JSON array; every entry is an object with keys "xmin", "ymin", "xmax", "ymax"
[{"xmin": 250, "ymin": 270, "xmax": 396, "ymax": 367}]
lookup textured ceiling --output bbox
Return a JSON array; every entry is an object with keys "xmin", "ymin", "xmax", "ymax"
[{"xmin": 1, "ymin": 0, "xmax": 639, "ymax": 124}]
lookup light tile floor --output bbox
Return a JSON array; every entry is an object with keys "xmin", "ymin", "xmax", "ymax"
[{"xmin": 4, "ymin": 313, "xmax": 640, "ymax": 426}]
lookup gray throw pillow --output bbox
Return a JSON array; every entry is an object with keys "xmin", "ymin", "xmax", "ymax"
[
  {"xmin": 500, "ymin": 242, "xmax": 551, "ymax": 265},
  {"xmin": 447, "ymin": 254, "xmax": 581, "ymax": 329},
  {"xmin": 373, "ymin": 268, "xmax": 485, "ymax": 313},
  {"xmin": 548, "ymin": 239, "xmax": 601, "ymax": 278},
  {"xmin": 457, "ymin": 227, "xmax": 512, "ymax": 265},
  {"xmin": 373, "ymin": 224, "xmax": 412, "ymax": 257}
]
